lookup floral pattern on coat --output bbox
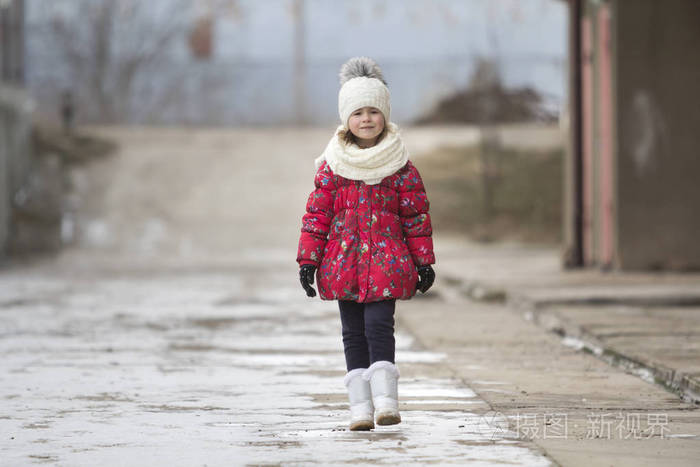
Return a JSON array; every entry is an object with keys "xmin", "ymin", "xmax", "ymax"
[{"xmin": 297, "ymin": 159, "xmax": 435, "ymax": 303}]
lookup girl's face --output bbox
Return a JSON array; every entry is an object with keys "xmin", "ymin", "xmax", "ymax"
[{"xmin": 347, "ymin": 106, "xmax": 385, "ymax": 148}]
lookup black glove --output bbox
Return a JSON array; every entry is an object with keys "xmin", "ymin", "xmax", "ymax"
[
  {"xmin": 416, "ymin": 265, "xmax": 435, "ymax": 293},
  {"xmin": 299, "ymin": 264, "xmax": 317, "ymax": 297}
]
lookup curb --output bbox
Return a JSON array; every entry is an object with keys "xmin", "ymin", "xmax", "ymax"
[{"xmin": 509, "ymin": 292, "xmax": 700, "ymax": 406}]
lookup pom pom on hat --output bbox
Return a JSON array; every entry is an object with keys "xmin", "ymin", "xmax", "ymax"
[
  {"xmin": 338, "ymin": 57, "xmax": 391, "ymax": 128},
  {"xmin": 339, "ymin": 57, "xmax": 387, "ymax": 86}
]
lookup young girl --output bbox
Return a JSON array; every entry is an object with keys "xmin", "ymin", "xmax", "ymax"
[{"xmin": 296, "ymin": 57, "xmax": 435, "ymax": 431}]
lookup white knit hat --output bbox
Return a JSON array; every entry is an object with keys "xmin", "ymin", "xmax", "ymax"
[{"xmin": 338, "ymin": 57, "xmax": 391, "ymax": 128}]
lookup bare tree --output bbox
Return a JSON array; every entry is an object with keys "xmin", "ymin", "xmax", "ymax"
[{"xmin": 33, "ymin": 0, "xmax": 192, "ymax": 123}]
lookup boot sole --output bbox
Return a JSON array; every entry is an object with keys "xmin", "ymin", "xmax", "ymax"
[
  {"xmin": 376, "ymin": 413, "xmax": 401, "ymax": 426},
  {"xmin": 349, "ymin": 420, "xmax": 374, "ymax": 431}
]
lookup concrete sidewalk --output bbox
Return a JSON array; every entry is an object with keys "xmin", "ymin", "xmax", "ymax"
[
  {"xmin": 517, "ymin": 299, "xmax": 700, "ymax": 406},
  {"xmin": 436, "ymin": 234, "xmax": 700, "ymax": 404},
  {"xmin": 7, "ymin": 124, "xmax": 695, "ymax": 465},
  {"xmin": 403, "ymin": 234, "xmax": 700, "ymax": 465},
  {"xmin": 0, "ymin": 259, "xmax": 556, "ymax": 466}
]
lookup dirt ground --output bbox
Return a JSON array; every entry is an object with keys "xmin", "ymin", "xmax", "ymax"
[{"xmin": 418, "ymin": 143, "xmax": 563, "ymax": 243}]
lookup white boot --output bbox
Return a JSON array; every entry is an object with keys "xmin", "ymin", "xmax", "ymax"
[
  {"xmin": 364, "ymin": 361, "xmax": 401, "ymax": 425},
  {"xmin": 343, "ymin": 368, "xmax": 374, "ymax": 431}
]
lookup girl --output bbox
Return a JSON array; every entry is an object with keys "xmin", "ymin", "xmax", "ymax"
[{"xmin": 296, "ymin": 57, "xmax": 435, "ymax": 431}]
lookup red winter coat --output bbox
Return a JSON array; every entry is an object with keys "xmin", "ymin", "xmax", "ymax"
[{"xmin": 297, "ymin": 159, "xmax": 435, "ymax": 303}]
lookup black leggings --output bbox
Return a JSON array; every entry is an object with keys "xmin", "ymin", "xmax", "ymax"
[{"xmin": 338, "ymin": 299, "xmax": 396, "ymax": 371}]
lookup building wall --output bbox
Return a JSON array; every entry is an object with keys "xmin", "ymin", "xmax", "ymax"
[
  {"xmin": 1, "ymin": 0, "xmax": 31, "ymax": 260},
  {"xmin": 573, "ymin": 0, "xmax": 616, "ymax": 270},
  {"xmin": 615, "ymin": 0, "xmax": 700, "ymax": 269},
  {"xmin": 0, "ymin": 85, "xmax": 34, "ymax": 259},
  {"xmin": 0, "ymin": 0, "xmax": 25, "ymax": 83}
]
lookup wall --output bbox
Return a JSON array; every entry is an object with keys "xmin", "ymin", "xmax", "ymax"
[
  {"xmin": 615, "ymin": 0, "xmax": 700, "ymax": 270},
  {"xmin": 0, "ymin": 84, "xmax": 34, "ymax": 259}
]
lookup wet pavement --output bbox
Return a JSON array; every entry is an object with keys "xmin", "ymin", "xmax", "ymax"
[
  {"xmin": 9, "ymin": 126, "xmax": 696, "ymax": 466},
  {"xmin": 0, "ymin": 266, "xmax": 551, "ymax": 465}
]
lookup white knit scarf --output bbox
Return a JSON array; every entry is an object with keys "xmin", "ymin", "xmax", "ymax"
[{"xmin": 314, "ymin": 122, "xmax": 409, "ymax": 185}]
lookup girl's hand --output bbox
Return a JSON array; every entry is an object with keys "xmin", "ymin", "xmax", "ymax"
[
  {"xmin": 416, "ymin": 265, "xmax": 435, "ymax": 293},
  {"xmin": 299, "ymin": 265, "xmax": 317, "ymax": 297}
]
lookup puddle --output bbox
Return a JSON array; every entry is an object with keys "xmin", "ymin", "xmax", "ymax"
[
  {"xmin": 402, "ymin": 399, "xmax": 485, "ymax": 405},
  {"xmin": 214, "ymin": 296, "xmax": 283, "ymax": 307},
  {"xmin": 401, "ymin": 380, "xmax": 478, "ymax": 398},
  {"xmin": 75, "ymin": 393, "xmax": 134, "ymax": 402}
]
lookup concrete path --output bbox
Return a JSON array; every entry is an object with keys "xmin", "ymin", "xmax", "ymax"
[
  {"xmin": 433, "ymin": 233, "xmax": 700, "ymax": 404},
  {"xmin": 0, "ymin": 127, "xmax": 556, "ymax": 465},
  {"xmin": 431, "ymin": 234, "xmax": 700, "ymax": 465},
  {"xmin": 1, "ymin": 126, "xmax": 698, "ymax": 465},
  {"xmin": 0, "ymin": 262, "xmax": 552, "ymax": 465},
  {"xmin": 524, "ymin": 303, "xmax": 700, "ymax": 404}
]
